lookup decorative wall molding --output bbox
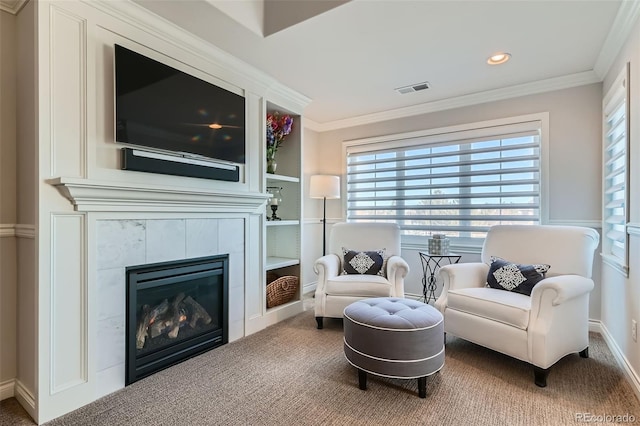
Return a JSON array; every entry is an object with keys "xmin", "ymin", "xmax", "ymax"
[
  {"xmin": 50, "ymin": 177, "xmax": 270, "ymax": 213},
  {"xmin": 306, "ymin": 71, "xmax": 600, "ymax": 132},
  {"xmin": 50, "ymin": 213, "xmax": 87, "ymax": 394},
  {"xmin": 0, "ymin": 0, "xmax": 27, "ymax": 15},
  {"xmin": 547, "ymin": 219, "xmax": 602, "ymax": 228},
  {"xmin": 49, "ymin": 5, "xmax": 88, "ymax": 179},
  {"xmin": 303, "ymin": 217, "xmax": 343, "ymax": 225},
  {"xmin": 15, "ymin": 225, "xmax": 35, "ymax": 239},
  {"xmin": 627, "ymin": 222, "xmax": 640, "ymax": 235},
  {"xmin": 0, "ymin": 224, "xmax": 35, "ymax": 238},
  {"xmin": 0, "ymin": 224, "xmax": 15, "ymax": 237}
]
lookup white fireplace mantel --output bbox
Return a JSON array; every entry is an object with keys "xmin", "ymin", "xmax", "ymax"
[{"xmin": 50, "ymin": 177, "xmax": 269, "ymax": 213}]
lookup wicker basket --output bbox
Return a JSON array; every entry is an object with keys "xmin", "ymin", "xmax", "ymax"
[{"xmin": 266, "ymin": 275, "xmax": 299, "ymax": 308}]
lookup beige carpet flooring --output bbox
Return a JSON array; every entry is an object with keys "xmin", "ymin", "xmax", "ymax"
[{"xmin": 2, "ymin": 309, "xmax": 639, "ymax": 426}]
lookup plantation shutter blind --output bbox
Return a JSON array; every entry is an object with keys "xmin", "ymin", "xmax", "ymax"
[
  {"xmin": 346, "ymin": 121, "xmax": 542, "ymax": 243},
  {"xmin": 602, "ymin": 67, "xmax": 629, "ymax": 266}
]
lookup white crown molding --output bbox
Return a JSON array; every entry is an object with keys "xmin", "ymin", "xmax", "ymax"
[
  {"xmin": 50, "ymin": 177, "xmax": 270, "ymax": 213},
  {"xmin": 0, "ymin": 0, "xmax": 27, "ymax": 15},
  {"xmin": 83, "ymin": 0, "xmax": 309, "ymax": 110},
  {"xmin": 307, "ymin": 71, "xmax": 600, "ymax": 132},
  {"xmin": 594, "ymin": 0, "xmax": 640, "ymax": 79}
]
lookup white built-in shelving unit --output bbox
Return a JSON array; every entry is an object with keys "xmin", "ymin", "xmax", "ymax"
[{"xmin": 263, "ymin": 101, "xmax": 304, "ymax": 318}]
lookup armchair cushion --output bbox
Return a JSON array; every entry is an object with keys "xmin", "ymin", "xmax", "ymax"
[
  {"xmin": 342, "ymin": 248, "xmax": 386, "ymax": 276},
  {"xmin": 486, "ymin": 256, "xmax": 550, "ymax": 296},
  {"xmin": 448, "ymin": 287, "xmax": 532, "ymax": 330},
  {"xmin": 326, "ymin": 274, "xmax": 392, "ymax": 297}
]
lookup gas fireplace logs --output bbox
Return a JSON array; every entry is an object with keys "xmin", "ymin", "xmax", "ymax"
[{"xmin": 136, "ymin": 293, "xmax": 213, "ymax": 349}]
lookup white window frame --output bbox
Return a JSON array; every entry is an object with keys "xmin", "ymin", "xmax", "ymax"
[
  {"xmin": 601, "ymin": 64, "xmax": 630, "ymax": 276},
  {"xmin": 341, "ymin": 113, "xmax": 550, "ymax": 251}
]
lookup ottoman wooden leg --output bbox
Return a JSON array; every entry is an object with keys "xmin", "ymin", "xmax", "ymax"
[
  {"xmin": 418, "ymin": 376, "xmax": 426, "ymax": 398},
  {"xmin": 358, "ymin": 369, "xmax": 367, "ymax": 390}
]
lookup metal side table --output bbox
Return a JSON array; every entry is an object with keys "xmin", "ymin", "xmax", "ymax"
[{"xmin": 418, "ymin": 252, "xmax": 462, "ymax": 304}]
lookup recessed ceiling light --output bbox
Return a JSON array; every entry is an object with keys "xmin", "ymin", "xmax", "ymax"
[
  {"xmin": 208, "ymin": 123, "xmax": 223, "ymax": 129},
  {"xmin": 487, "ymin": 52, "xmax": 511, "ymax": 65}
]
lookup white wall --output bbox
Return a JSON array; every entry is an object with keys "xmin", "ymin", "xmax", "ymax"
[
  {"xmin": 8, "ymin": 0, "xmax": 306, "ymax": 422},
  {"xmin": 600, "ymin": 13, "xmax": 640, "ymax": 398},
  {"xmin": 303, "ymin": 83, "xmax": 603, "ymax": 314}
]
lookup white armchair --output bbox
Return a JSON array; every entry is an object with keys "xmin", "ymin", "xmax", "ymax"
[
  {"xmin": 314, "ymin": 222, "xmax": 409, "ymax": 329},
  {"xmin": 434, "ymin": 225, "xmax": 599, "ymax": 387}
]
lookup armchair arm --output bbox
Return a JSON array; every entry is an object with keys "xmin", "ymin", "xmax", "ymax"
[
  {"xmin": 528, "ymin": 275, "xmax": 594, "ymax": 368},
  {"xmin": 386, "ymin": 255, "xmax": 409, "ymax": 297},
  {"xmin": 434, "ymin": 262, "xmax": 489, "ymax": 312},
  {"xmin": 530, "ymin": 275, "xmax": 594, "ymax": 308},
  {"xmin": 313, "ymin": 254, "xmax": 341, "ymax": 296}
]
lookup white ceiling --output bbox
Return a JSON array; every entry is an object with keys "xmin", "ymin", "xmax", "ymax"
[{"xmin": 133, "ymin": 0, "xmax": 632, "ymax": 130}]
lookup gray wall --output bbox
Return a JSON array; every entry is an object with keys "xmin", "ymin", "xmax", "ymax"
[
  {"xmin": 600, "ymin": 13, "xmax": 640, "ymax": 395},
  {"xmin": 303, "ymin": 83, "xmax": 603, "ymax": 318}
]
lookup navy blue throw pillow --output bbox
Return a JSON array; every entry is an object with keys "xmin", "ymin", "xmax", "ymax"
[
  {"xmin": 486, "ymin": 256, "xmax": 550, "ymax": 296},
  {"xmin": 342, "ymin": 248, "xmax": 386, "ymax": 276}
]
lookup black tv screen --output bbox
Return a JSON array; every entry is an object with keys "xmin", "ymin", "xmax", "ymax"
[{"xmin": 114, "ymin": 44, "xmax": 246, "ymax": 164}]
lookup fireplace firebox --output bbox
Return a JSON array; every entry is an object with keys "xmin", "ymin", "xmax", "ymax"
[{"xmin": 126, "ymin": 255, "xmax": 229, "ymax": 384}]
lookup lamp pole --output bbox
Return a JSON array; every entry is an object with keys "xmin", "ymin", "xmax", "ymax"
[
  {"xmin": 321, "ymin": 196, "xmax": 327, "ymax": 256},
  {"xmin": 309, "ymin": 174, "xmax": 340, "ymax": 258}
]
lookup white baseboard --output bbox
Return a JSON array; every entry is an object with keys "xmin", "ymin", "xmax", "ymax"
[
  {"xmin": 14, "ymin": 379, "xmax": 36, "ymax": 422},
  {"xmin": 0, "ymin": 379, "xmax": 15, "ymax": 400},
  {"xmin": 594, "ymin": 320, "xmax": 640, "ymax": 403},
  {"xmin": 303, "ymin": 281, "xmax": 317, "ymax": 295},
  {"xmin": 588, "ymin": 319, "xmax": 602, "ymax": 334}
]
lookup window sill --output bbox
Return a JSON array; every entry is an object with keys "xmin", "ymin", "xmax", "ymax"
[{"xmin": 600, "ymin": 253, "xmax": 629, "ymax": 277}]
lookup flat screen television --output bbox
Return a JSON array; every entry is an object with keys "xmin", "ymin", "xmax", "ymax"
[{"xmin": 114, "ymin": 44, "xmax": 246, "ymax": 165}]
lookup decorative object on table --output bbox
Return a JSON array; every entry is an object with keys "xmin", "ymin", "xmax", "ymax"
[
  {"xmin": 309, "ymin": 175, "xmax": 340, "ymax": 256},
  {"xmin": 428, "ymin": 233, "xmax": 450, "ymax": 255},
  {"xmin": 267, "ymin": 186, "xmax": 283, "ymax": 221},
  {"xmin": 266, "ymin": 275, "xmax": 299, "ymax": 308},
  {"xmin": 266, "ymin": 112, "xmax": 293, "ymax": 174}
]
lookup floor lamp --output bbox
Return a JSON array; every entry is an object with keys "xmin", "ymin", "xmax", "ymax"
[{"xmin": 309, "ymin": 175, "xmax": 341, "ymax": 256}]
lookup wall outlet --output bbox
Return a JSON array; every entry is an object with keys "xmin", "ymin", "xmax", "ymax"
[{"xmin": 633, "ymin": 319, "xmax": 637, "ymax": 342}]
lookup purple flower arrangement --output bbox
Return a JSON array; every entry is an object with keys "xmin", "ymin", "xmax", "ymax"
[{"xmin": 266, "ymin": 112, "xmax": 294, "ymax": 160}]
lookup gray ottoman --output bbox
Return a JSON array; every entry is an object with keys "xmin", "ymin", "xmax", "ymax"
[{"xmin": 343, "ymin": 297, "xmax": 444, "ymax": 398}]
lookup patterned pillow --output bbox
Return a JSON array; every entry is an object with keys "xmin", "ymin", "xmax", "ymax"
[
  {"xmin": 342, "ymin": 248, "xmax": 386, "ymax": 277},
  {"xmin": 486, "ymin": 256, "xmax": 550, "ymax": 296}
]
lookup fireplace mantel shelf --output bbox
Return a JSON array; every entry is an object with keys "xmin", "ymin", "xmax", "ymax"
[{"xmin": 50, "ymin": 177, "xmax": 269, "ymax": 213}]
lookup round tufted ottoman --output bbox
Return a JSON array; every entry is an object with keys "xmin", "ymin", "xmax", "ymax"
[{"xmin": 343, "ymin": 297, "xmax": 444, "ymax": 398}]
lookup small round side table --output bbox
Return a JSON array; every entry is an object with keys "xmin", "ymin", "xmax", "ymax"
[{"xmin": 418, "ymin": 252, "xmax": 461, "ymax": 304}]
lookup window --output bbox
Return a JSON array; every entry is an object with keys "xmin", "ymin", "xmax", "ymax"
[
  {"xmin": 344, "ymin": 115, "xmax": 546, "ymax": 248},
  {"xmin": 602, "ymin": 64, "xmax": 629, "ymax": 274}
]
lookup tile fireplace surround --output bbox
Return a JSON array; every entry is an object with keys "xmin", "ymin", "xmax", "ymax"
[
  {"xmin": 95, "ymin": 218, "xmax": 244, "ymax": 399},
  {"xmin": 34, "ymin": 177, "xmax": 269, "ymax": 423}
]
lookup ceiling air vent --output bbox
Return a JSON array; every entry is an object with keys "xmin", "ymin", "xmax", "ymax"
[{"xmin": 395, "ymin": 81, "xmax": 430, "ymax": 94}]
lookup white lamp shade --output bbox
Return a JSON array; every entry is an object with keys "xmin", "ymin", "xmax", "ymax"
[{"xmin": 309, "ymin": 175, "xmax": 340, "ymax": 199}]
